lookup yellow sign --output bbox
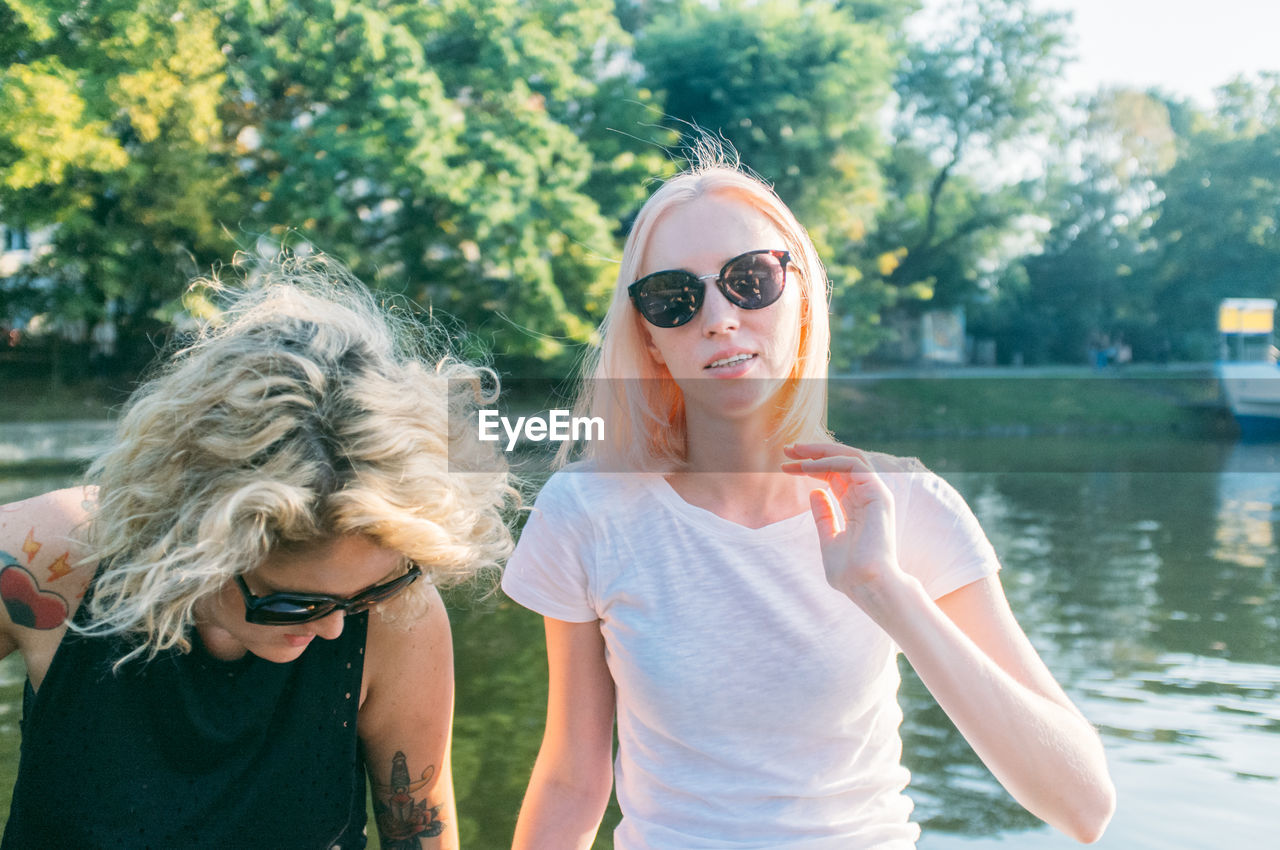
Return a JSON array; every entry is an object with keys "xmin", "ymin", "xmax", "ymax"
[{"xmin": 1219, "ymin": 299, "xmax": 1276, "ymax": 334}]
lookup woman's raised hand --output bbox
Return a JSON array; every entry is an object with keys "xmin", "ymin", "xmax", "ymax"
[{"xmin": 781, "ymin": 444, "xmax": 914, "ymax": 617}]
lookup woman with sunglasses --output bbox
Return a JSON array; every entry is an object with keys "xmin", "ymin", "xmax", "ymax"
[
  {"xmin": 0, "ymin": 257, "xmax": 512, "ymax": 849},
  {"xmin": 503, "ymin": 151, "xmax": 1115, "ymax": 849}
]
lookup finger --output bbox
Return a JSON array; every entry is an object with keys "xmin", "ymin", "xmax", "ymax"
[
  {"xmin": 795, "ymin": 460, "xmax": 892, "ymax": 511},
  {"xmin": 782, "ymin": 463, "xmax": 853, "ymax": 506},
  {"xmin": 782, "ymin": 459, "xmax": 877, "ymax": 505},
  {"xmin": 808, "ymin": 488, "xmax": 844, "ymax": 538},
  {"xmin": 780, "ymin": 463, "xmax": 855, "ymax": 489},
  {"xmin": 784, "ymin": 442, "xmax": 861, "ymax": 460},
  {"xmin": 781, "ymin": 456, "xmax": 871, "ymax": 475}
]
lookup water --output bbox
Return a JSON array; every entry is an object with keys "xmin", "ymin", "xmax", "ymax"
[
  {"xmin": 890, "ymin": 438, "xmax": 1280, "ymax": 849},
  {"xmin": 0, "ymin": 420, "xmax": 114, "ymax": 466},
  {"xmin": 2, "ymin": 435, "xmax": 1278, "ymax": 849}
]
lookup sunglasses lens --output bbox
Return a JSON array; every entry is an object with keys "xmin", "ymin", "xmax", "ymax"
[
  {"xmin": 633, "ymin": 272, "xmax": 703, "ymax": 328},
  {"xmin": 247, "ymin": 599, "xmax": 335, "ymax": 626},
  {"xmin": 239, "ymin": 566, "xmax": 421, "ymax": 625},
  {"xmin": 721, "ymin": 251, "xmax": 786, "ymax": 309}
]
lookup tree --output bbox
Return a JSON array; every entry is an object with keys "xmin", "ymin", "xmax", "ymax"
[
  {"xmin": 637, "ymin": 0, "xmax": 891, "ymax": 228},
  {"xmin": 973, "ymin": 88, "xmax": 1176, "ymax": 364},
  {"xmin": 986, "ymin": 184, "xmax": 1150, "ymax": 365},
  {"xmin": 221, "ymin": 0, "xmax": 663, "ymax": 370},
  {"xmin": 0, "ymin": 0, "xmax": 230, "ymax": 372},
  {"xmin": 1147, "ymin": 76, "xmax": 1280, "ymax": 359},
  {"xmin": 879, "ymin": 0, "xmax": 1071, "ymax": 313}
]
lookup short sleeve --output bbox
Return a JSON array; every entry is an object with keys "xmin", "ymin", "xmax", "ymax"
[
  {"xmin": 895, "ymin": 465, "xmax": 1001, "ymax": 600},
  {"xmin": 501, "ymin": 471, "xmax": 599, "ymax": 622}
]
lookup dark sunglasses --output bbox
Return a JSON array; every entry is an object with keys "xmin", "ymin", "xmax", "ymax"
[
  {"xmin": 236, "ymin": 565, "xmax": 422, "ymax": 626},
  {"xmin": 628, "ymin": 249, "xmax": 790, "ymax": 329}
]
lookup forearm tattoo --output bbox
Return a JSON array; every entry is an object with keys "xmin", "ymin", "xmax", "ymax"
[
  {"xmin": 2, "ymin": 534, "xmax": 71, "ymax": 629},
  {"xmin": 372, "ymin": 750, "xmax": 445, "ymax": 849}
]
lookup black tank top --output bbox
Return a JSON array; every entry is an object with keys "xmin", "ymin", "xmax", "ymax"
[{"xmin": 2, "ymin": 573, "xmax": 370, "ymax": 849}]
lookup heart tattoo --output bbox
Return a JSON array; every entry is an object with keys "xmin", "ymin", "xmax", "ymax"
[{"xmin": 1, "ymin": 559, "xmax": 69, "ymax": 630}]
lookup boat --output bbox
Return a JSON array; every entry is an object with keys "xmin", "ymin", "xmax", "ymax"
[{"xmin": 1217, "ymin": 298, "xmax": 1280, "ymax": 437}]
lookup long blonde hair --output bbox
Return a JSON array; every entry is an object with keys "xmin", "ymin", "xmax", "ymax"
[
  {"xmin": 81, "ymin": 255, "xmax": 514, "ymax": 660},
  {"xmin": 565, "ymin": 151, "xmax": 832, "ymax": 471}
]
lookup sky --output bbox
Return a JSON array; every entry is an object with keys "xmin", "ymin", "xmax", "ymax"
[{"xmin": 1027, "ymin": 0, "xmax": 1280, "ymax": 104}]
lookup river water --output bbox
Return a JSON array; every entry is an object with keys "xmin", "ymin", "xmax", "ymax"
[{"xmin": 2, "ymin": 433, "xmax": 1277, "ymax": 848}]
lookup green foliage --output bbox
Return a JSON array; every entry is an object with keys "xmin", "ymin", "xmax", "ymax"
[
  {"xmin": 985, "ymin": 185, "xmax": 1150, "ymax": 365},
  {"xmin": 0, "ymin": 0, "xmax": 231, "ymax": 365},
  {"xmin": 638, "ymin": 0, "xmax": 890, "ymax": 224},
  {"xmin": 897, "ymin": 0, "xmax": 1069, "ymax": 156},
  {"xmin": 1147, "ymin": 76, "xmax": 1280, "ymax": 359},
  {"xmin": 972, "ymin": 89, "xmax": 1175, "ymax": 364},
  {"xmin": 2, "ymin": 0, "xmax": 669, "ymax": 376},
  {"xmin": 220, "ymin": 0, "xmax": 664, "ymax": 371},
  {"xmin": 5, "ymin": 0, "xmax": 1279, "ymax": 378},
  {"xmin": 977, "ymin": 76, "xmax": 1280, "ymax": 366},
  {"xmin": 836, "ymin": 0, "xmax": 923, "ymax": 31},
  {"xmin": 875, "ymin": 0, "xmax": 1071, "ymax": 324}
]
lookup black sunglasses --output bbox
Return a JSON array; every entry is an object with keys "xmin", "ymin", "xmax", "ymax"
[
  {"xmin": 628, "ymin": 249, "xmax": 790, "ymax": 329},
  {"xmin": 236, "ymin": 565, "xmax": 422, "ymax": 626}
]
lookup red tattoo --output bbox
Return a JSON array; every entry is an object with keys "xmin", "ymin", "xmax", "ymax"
[
  {"xmin": 1, "ymin": 560, "xmax": 70, "ymax": 630},
  {"xmin": 373, "ymin": 751, "xmax": 444, "ymax": 848}
]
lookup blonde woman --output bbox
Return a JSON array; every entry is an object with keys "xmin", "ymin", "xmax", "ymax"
[
  {"xmin": 502, "ymin": 153, "xmax": 1116, "ymax": 849},
  {"xmin": 0, "ymin": 258, "xmax": 512, "ymax": 849}
]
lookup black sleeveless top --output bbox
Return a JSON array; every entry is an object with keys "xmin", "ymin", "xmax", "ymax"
[{"xmin": 2, "ymin": 574, "xmax": 370, "ymax": 849}]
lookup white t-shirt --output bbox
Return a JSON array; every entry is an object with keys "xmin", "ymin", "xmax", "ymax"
[{"xmin": 502, "ymin": 456, "xmax": 1001, "ymax": 850}]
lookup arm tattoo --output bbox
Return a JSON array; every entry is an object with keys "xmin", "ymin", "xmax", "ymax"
[
  {"xmin": 372, "ymin": 750, "xmax": 445, "ymax": 849},
  {"xmin": 1, "ymin": 550, "xmax": 69, "ymax": 630}
]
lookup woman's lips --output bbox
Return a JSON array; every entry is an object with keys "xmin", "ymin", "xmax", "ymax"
[
  {"xmin": 283, "ymin": 634, "xmax": 314, "ymax": 648},
  {"xmin": 703, "ymin": 352, "xmax": 757, "ymax": 377}
]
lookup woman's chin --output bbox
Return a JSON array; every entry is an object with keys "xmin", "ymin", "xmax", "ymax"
[
  {"xmin": 250, "ymin": 639, "xmax": 313, "ymax": 664},
  {"xmin": 686, "ymin": 377, "xmax": 788, "ymax": 418}
]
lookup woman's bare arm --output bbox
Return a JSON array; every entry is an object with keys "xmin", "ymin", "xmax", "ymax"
[
  {"xmin": 359, "ymin": 585, "xmax": 459, "ymax": 850},
  {"xmin": 512, "ymin": 617, "xmax": 616, "ymax": 850},
  {"xmin": 784, "ymin": 445, "xmax": 1115, "ymax": 843}
]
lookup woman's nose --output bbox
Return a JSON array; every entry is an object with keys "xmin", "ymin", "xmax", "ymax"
[
  {"xmin": 699, "ymin": 282, "xmax": 740, "ymax": 336},
  {"xmin": 311, "ymin": 609, "xmax": 346, "ymax": 641}
]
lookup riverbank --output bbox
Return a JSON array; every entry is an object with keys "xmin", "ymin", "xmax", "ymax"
[
  {"xmin": 0, "ymin": 366, "xmax": 1236, "ymax": 470},
  {"xmin": 0, "ymin": 421, "xmax": 115, "ymax": 470},
  {"xmin": 0, "ymin": 376, "xmax": 125, "ymax": 423},
  {"xmin": 826, "ymin": 365, "xmax": 1230, "ymax": 440}
]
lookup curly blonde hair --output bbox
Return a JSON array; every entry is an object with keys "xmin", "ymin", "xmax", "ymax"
[{"xmin": 80, "ymin": 255, "xmax": 514, "ymax": 659}]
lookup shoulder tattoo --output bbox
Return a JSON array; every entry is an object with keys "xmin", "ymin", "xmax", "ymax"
[{"xmin": 2, "ymin": 550, "xmax": 70, "ymax": 630}]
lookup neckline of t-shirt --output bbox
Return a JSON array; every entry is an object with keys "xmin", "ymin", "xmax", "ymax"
[{"xmin": 643, "ymin": 474, "xmax": 815, "ymax": 541}]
